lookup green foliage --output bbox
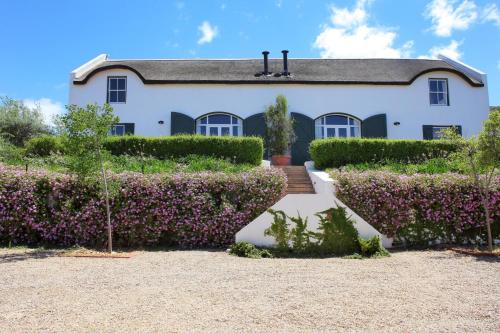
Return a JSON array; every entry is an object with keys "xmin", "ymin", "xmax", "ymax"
[
  {"xmin": 310, "ymin": 207, "xmax": 360, "ymax": 256},
  {"xmin": 309, "ymin": 138, "xmax": 459, "ymax": 169},
  {"xmin": 264, "ymin": 95, "xmax": 296, "ymax": 155},
  {"xmin": 337, "ymin": 157, "xmax": 469, "ymax": 174},
  {"xmin": 289, "ymin": 213, "xmax": 310, "ymax": 253},
  {"xmin": 478, "ymin": 109, "xmax": 500, "ymax": 169},
  {"xmin": 0, "ymin": 96, "xmax": 50, "ymax": 146},
  {"xmin": 265, "ymin": 209, "xmax": 290, "ymax": 251},
  {"xmin": 358, "ymin": 236, "xmax": 390, "ymax": 258},
  {"xmin": 0, "ymin": 137, "xmax": 23, "ymax": 163},
  {"xmin": 58, "ymin": 103, "xmax": 118, "ymax": 179},
  {"xmin": 229, "ymin": 242, "xmax": 272, "ymax": 259},
  {"xmin": 103, "ymin": 135, "xmax": 263, "ymax": 166},
  {"xmin": 25, "ymin": 135, "xmax": 63, "ymax": 157}
]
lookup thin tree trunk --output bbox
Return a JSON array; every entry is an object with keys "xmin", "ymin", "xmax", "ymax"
[{"xmin": 98, "ymin": 147, "xmax": 113, "ymax": 253}]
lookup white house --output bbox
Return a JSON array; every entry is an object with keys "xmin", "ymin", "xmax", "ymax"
[{"xmin": 69, "ymin": 51, "xmax": 490, "ymax": 164}]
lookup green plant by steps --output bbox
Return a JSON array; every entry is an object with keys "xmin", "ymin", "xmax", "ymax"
[
  {"xmin": 310, "ymin": 207, "xmax": 360, "ymax": 256},
  {"xmin": 358, "ymin": 236, "xmax": 390, "ymax": 258},
  {"xmin": 264, "ymin": 95, "xmax": 296, "ymax": 156},
  {"xmin": 289, "ymin": 213, "xmax": 310, "ymax": 253},
  {"xmin": 229, "ymin": 242, "xmax": 272, "ymax": 259},
  {"xmin": 264, "ymin": 209, "xmax": 290, "ymax": 251}
]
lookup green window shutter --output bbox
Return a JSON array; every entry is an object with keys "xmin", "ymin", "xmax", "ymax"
[
  {"xmin": 171, "ymin": 112, "xmax": 195, "ymax": 135},
  {"xmin": 243, "ymin": 112, "xmax": 267, "ymax": 158},
  {"xmin": 291, "ymin": 112, "xmax": 314, "ymax": 165},
  {"xmin": 422, "ymin": 125, "xmax": 433, "ymax": 140},
  {"xmin": 124, "ymin": 123, "xmax": 135, "ymax": 135},
  {"xmin": 361, "ymin": 114, "xmax": 387, "ymax": 138}
]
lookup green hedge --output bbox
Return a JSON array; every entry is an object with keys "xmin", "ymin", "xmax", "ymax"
[
  {"xmin": 309, "ymin": 138, "xmax": 459, "ymax": 169},
  {"xmin": 25, "ymin": 135, "xmax": 263, "ymax": 165},
  {"xmin": 103, "ymin": 135, "xmax": 263, "ymax": 165}
]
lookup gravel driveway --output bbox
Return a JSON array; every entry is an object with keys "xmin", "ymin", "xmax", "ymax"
[{"xmin": 0, "ymin": 248, "xmax": 498, "ymax": 332}]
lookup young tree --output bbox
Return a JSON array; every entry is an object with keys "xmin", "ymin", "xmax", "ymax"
[
  {"xmin": 0, "ymin": 96, "xmax": 49, "ymax": 146},
  {"xmin": 444, "ymin": 110, "xmax": 499, "ymax": 252},
  {"xmin": 58, "ymin": 103, "xmax": 119, "ymax": 253},
  {"xmin": 264, "ymin": 95, "xmax": 296, "ymax": 157}
]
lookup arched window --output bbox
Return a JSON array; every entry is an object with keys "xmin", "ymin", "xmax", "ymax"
[
  {"xmin": 315, "ymin": 114, "xmax": 361, "ymax": 139},
  {"xmin": 196, "ymin": 113, "xmax": 243, "ymax": 136}
]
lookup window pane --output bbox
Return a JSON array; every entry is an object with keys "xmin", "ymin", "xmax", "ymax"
[
  {"xmin": 325, "ymin": 115, "xmax": 348, "ymax": 125},
  {"xmin": 429, "ymin": 80, "xmax": 437, "ymax": 91},
  {"xmin": 116, "ymin": 126, "xmax": 125, "ymax": 135},
  {"xmin": 209, "ymin": 127, "xmax": 218, "ymax": 136},
  {"xmin": 232, "ymin": 116, "xmax": 238, "ymax": 124},
  {"xmin": 338, "ymin": 128, "xmax": 347, "ymax": 137},
  {"xmin": 437, "ymin": 93, "xmax": 446, "ymax": 105},
  {"xmin": 320, "ymin": 117, "xmax": 325, "ymax": 125},
  {"xmin": 118, "ymin": 78, "xmax": 126, "ymax": 90},
  {"xmin": 200, "ymin": 117, "xmax": 207, "ymax": 124},
  {"xmin": 232, "ymin": 126, "xmax": 239, "ymax": 136},
  {"xmin": 348, "ymin": 118, "xmax": 354, "ymax": 125},
  {"xmin": 350, "ymin": 127, "xmax": 360, "ymax": 137},
  {"xmin": 109, "ymin": 91, "xmax": 118, "ymax": 103},
  {"xmin": 208, "ymin": 114, "xmax": 231, "ymax": 124},
  {"xmin": 221, "ymin": 127, "xmax": 230, "ymax": 136},
  {"xmin": 118, "ymin": 91, "xmax": 126, "ymax": 102},
  {"xmin": 199, "ymin": 126, "xmax": 206, "ymax": 135},
  {"xmin": 430, "ymin": 93, "xmax": 438, "ymax": 105},
  {"xmin": 110, "ymin": 78, "xmax": 117, "ymax": 90},
  {"xmin": 321, "ymin": 127, "xmax": 324, "ymax": 138},
  {"xmin": 326, "ymin": 128, "xmax": 335, "ymax": 137}
]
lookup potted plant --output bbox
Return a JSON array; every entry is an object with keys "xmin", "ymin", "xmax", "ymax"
[{"xmin": 265, "ymin": 95, "xmax": 296, "ymax": 166}]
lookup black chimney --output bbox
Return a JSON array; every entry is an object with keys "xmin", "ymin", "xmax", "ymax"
[
  {"xmin": 262, "ymin": 51, "xmax": 270, "ymax": 75},
  {"xmin": 281, "ymin": 50, "xmax": 289, "ymax": 76}
]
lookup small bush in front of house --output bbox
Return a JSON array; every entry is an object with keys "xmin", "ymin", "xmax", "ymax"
[
  {"xmin": 103, "ymin": 135, "xmax": 264, "ymax": 165},
  {"xmin": 309, "ymin": 138, "xmax": 459, "ymax": 169},
  {"xmin": 0, "ymin": 164, "xmax": 286, "ymax": 248},
  {"xmin": 263, "ymin": 206, "xmax": 389, "ymax": 257},
  {"xmin": 25, "ymin": 135, "xmax": 63, "ymax": 157},
  {"xmin": 229, "ymin": 242, "xmax": 272, "ymax": 259},
  {"xmin": 333, "ymin": 170, "xmax": 500, "ymax": 246}
]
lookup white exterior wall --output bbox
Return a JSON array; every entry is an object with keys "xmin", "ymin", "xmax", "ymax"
[{"xmin": 69, "ymin": 68, "xmax": 490, "ymax": 138}]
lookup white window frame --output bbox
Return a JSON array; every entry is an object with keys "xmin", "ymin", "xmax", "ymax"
[
  {"xmin": 107, "ymin": 76, "xmax": 127, "ymax": 104},
  {"xmin": 429, "ymin": 78, "xmax": 449, "ymax": 106},
  {"xmin": 196, "ymin": 113, "xmax": 243, "ymax": 137},
  {"xmin": 315, "ymin": 114, "xmax": 361, "ymax": 139},
  {"xmin": 110, "ymin": 124, "xmax": 125, "ymax": 136}
]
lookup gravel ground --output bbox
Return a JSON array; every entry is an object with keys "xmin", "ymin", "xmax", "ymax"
[{"xmin": 0, "ymin": 248, "xmax": 498, "ymax": 333}]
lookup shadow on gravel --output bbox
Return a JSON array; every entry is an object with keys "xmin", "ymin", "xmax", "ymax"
[{"xmin": 0, "ymin": 250, "xmax": 60, "ymax": 264}]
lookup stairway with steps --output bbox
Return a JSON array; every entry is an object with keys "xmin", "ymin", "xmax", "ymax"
[{"xmin": 275, "ymin": 166, "xmax": 316, "ymax": 194}]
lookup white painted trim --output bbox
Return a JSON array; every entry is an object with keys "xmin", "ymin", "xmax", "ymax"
[
  {"xmin": 439, "ymin": 54, "xmax": 485, "ymax": 82},
  {"xmin": 71, "ymin": 54, "xmax": 108, "ymax": 80}
]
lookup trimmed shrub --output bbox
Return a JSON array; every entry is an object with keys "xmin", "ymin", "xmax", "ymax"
[
  {"xmin": 25, "ymin": 135, "xmax": 63, "ymax": 157},
  {"xmin": 334, "ymin": 171, "xmax": 500, "ymax": 245},
  {"xmin": 0, "ymin": 164, "xmax": 286, "ymax": 248},
  {"xmin": 310, "ymin": 138, "xmax": 459, "ymax": 169},
  {"xmin": 103, "ymin": 135, "xmax": 264, "ymax": 165},
  {"xmin": 229, "ymin": 242, "xmax": 272, "ymax": 258}
]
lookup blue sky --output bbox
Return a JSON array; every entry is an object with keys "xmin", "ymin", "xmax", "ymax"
[{"xmin": 0, "ymin": 0, "xmax": 499, "ymax": 122}]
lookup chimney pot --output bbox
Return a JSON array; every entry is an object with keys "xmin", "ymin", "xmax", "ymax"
[
  {"xmin": 281, "ymin": 50, "xmax": 289, "ymax": 76},
  {"xmin": 262, "ymin": 51, "xmax": 270, "ymax": 75}
]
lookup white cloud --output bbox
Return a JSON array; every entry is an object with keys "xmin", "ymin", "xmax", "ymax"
[
  {"xmin": 197, "ymin": 21, "xmax": 219, "ymax": 45},
  {"xmin": 419, "ymin": 40, "xmax": 463, "ymax": 59},
  {"xmin": 23, "ymin": 98, "xmax": 64, "ymax": 126},
  {"xmin": 481, "ymin": 3, "xmax": 500, "ymax": 26},
  {"xmin": 313, "ymin": 0, "xmax": 413, "ymax": 58},
  {"xmin": 425, "ymin": 0, "xmax": 478, "ymax": 37},
  {"xmin": 276, "ymin": 0, "xmax": 283, "ymax": 8}
]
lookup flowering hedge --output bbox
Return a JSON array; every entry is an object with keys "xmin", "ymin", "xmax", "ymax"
[
  {"xmin": 334, "ymin": 171, "xmax": 500, "ymax": 245},
  {"xmin": 0, "ymin": 164, "xmax": 286, "ymax": 247}
]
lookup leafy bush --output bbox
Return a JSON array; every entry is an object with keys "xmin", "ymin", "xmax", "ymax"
[
  {"xmin": 264, "ymin": 206, "xmax": 387, "ymax": 257},
  {"xmin": 358, "ymin": 236, "xmax": 389, "ymax": 257},
  {"xmin": 25, "ymin": 135, "xmax": 63, "ymax": 157},
  {"xmin": 0, "ymin": 97, "xmax": 50, "ymax": 146},
  {"xmin": 310, "ymin": 207, "xmax": 360, "ymax": 256},
  {"xmin": 0, "ymin": 164, "xmax": 286, "ymax": 248},
  {"xmin": 103, "ymin": 135, "xmax": 263, "ymax": 165},
  {"xmin": 337, "ymin": 157, "xmax": 468, "ymax": 174},
  {"xmin": 334, "ymin": 171, "xmax": 500, "ymax": 245},
  {"xmin": 310, "ymin": 138, "xmax": 459, "ymax": 169},
  {"xmin": 0, "ymin": 137, "xmax": 23, "ymax": 164},
  {"xmin": 229, "ymin": 242, "xmax": 272, "ymax": 258}
]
